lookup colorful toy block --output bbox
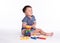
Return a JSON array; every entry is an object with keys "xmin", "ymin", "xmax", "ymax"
[
  {"xmin": 20, "ymin": 36, "xmax": 30, "ymax": 40},
  {"xmin": 31, "ymin": 37, "xmax": 37, "ymax": 40}
]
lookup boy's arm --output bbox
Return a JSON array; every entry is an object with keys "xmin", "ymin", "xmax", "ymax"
[
  {"xmin": 22, "ymin": 17, "xmax": 28, "ymax": 28},
  {"xmin": 32, "ymin": 22, "xmax": 36, "ymax": 29},
  {"xmin": 22, "ymin": 22, "xmax": 36, "ymax": 28},
  {"xmin": 22, "ymin": 22, "xmax": 32, "ymax": 28},
  {"xmin": 32, "ymin": 15, "xmax": 36, "ymax": 29},
  {"xmin": 22, "ymin": 22, "xmax": 27, "ymax": 28}
]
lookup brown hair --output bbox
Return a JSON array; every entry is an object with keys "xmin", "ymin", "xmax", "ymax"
[{"xmin": 22, "ymin": 5, "xmax": 32, "ymax": 13}]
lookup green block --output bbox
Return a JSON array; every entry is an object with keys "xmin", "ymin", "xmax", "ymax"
[{"xmin": 26, "ymin": 30, "xmax": 30, "ymax": 33}]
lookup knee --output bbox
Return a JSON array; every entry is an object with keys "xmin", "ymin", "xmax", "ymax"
[
  {"xmin": 36, "ymin": 28, "xmax": 42, "ymax": 32},
  {"xmin": 21, "ymin": 29, "xmax": 26, "ymax": 35}
]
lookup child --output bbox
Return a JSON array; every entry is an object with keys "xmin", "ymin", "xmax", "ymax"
[{"xmin": 21, "ymin": 5, "xmax": 53, "ymax": 36}]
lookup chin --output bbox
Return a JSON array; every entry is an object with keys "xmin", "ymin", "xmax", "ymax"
[
  {"xmin": 30, "ymin": 14, "xmax": 32, "ymax": 15},
  {"xmin": 30, "ymin": 15, "xmax": 32, "ymax": 16}
]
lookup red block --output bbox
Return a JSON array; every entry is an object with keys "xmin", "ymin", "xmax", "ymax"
[{"xmin": 38, "ymin": 37, "xmax": 46, "ymax": 40}]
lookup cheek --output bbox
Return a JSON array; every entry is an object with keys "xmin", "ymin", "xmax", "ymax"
[
  {"xmin": 26, "ymin": 11, "xmax": 31, "ymax": 14},
  {"xmin": 26, "ymin": 11, "xmax": 29, "ymax": 14},
  {"xmin": 25, "ymin": 10, "xmax": 32, "ymax": 15},
  {"xmin": 28, "ymin": 11, "xmax": 32, "ymax": 14}
]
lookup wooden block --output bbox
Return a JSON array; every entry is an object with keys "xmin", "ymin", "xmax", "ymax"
[{"xmin": 20, "ymin": 36, "xmax": 30, "ymax": 40}]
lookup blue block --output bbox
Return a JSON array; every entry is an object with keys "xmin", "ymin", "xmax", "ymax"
[
  {"xmin": 25, "ymin": 31, "xmax": 31, "ymax": 36},
  {"xmin": 31, "ymin": 37, "xmax": 37, "ymax": 40}
]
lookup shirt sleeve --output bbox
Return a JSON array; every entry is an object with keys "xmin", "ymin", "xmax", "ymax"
[
  {"xmin": 22, "ymin": 17, "xmax": 27, "ymax": 24},
  {"xmin": 33, "ymin": 15, "xmax": 36, "ymax": 23}
]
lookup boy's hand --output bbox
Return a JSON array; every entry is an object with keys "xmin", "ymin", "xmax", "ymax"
[
  {"xmin": 32, "ymin": 22, "xmax": 36, "ymax": 29},
  {"xmin": 32, "ymin": 24, "xmax": 36, "ymax": 29}
]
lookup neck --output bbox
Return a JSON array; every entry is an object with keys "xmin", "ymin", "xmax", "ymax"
[{"xmin": 26, "ymin": 15, "xmax": 33, "ymax": 19}]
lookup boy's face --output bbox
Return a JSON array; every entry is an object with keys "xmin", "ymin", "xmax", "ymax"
[{"xmin": 25, "ymin": 7, "xmax": 33, "ymax": 16}]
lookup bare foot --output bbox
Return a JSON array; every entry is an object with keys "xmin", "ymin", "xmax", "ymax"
[{"xmin": 45, "ymin": 32, "xmax": 53, "ymax": 36}]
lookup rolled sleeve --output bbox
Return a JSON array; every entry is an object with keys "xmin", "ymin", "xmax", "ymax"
[
  {"xmin": 33, "ymin": 16, "xmax": 36, "ymax": 23},
  {"xmin": 22, "ymin": 17, "xmax": 27, "ymax": 24}
]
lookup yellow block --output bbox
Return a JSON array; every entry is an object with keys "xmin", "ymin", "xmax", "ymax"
[
  {"xmin": 26, "ymin": 25, "xmax": 32, "ymax": 29},
  {"xmin": 20, "ymin": 36, "xmax": 30, "ymax": 40}
]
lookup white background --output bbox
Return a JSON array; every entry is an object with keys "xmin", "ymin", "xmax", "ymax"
[{"xmin": 0, "ymin": 0, "xmax": 60, "ymax": 43}]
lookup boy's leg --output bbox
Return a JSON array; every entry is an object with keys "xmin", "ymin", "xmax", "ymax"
[
  {"xmin": 32, "ymin": 28, "xmax": 53, "ymax": 36},
  {"xmin": 21, "ymin": 29, "xmax": 26, "ymax": 36}
]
